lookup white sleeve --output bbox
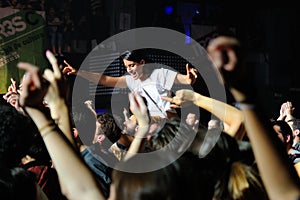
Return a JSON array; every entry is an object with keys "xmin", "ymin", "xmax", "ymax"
[{"xmin": 160, "ymin": 68, "xmax": 177, "ymax": 90}]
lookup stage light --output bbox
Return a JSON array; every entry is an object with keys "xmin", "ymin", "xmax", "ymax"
[{"xmin": 164, "ymin": 5, "xmax": 173, "ymax": 15}]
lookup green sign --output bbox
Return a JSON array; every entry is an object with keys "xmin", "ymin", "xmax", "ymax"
[{"xmin": 0, "ymin": 8, "xmax": 47, "ymax": 93}]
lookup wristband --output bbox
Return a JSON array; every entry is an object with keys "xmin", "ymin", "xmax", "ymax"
[
  {"xmin": 234, "ymin": 102, "xmax": 255, "ymax": 110},
  {"xmin": 41, "ymin": 125, "xmax": 57, "ymax": 139}
]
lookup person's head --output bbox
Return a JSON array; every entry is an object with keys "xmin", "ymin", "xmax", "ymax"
[
  {"xmin": 0, "ymin": 104, "xmax": 37, "ymax": 168},
  {"xmin": 21, "ymin": 133, "xmax": 52, "ymax": 166},
  {"xmin": 0, "ymin": 167, "xmax": 38, "ymax": 200},
  {"xmin": 109, "ymin": 154, "xmax": 182, "ymax": 200},
  {"xmin": 272, "ymin": 120, "xmax": 293, "ymax": 147},
  {"xmin": 185, "ymin": 112, "xmax": 197, "ymax": 126},
  {"xmin": 71, "ymin": 101, "xmax": 97, "ymax": 146},
  {"xmin": 121, "ymin": 49, "xmax": 146, "ymax": 80},
  {"xmin": 95, "ymin": 113, "xmax": 122, "ymax": 145},
  {"xmin": 214, "ymin": 161, "xmax": 267, "ymax": 200},
  {"xmin": 208, "ymin": 118, "xmax": 224, "ymax": 131},
  {"xmin": 291, "ymin": 119, "xmax": 300, "ymax": 142},
  {"xmin": 121, "ymin": 49, "xmax": 156, "ymax": 80},
  {"xmin": 122, "ymin": 115, "xmax": 137, "ymax": 135}
]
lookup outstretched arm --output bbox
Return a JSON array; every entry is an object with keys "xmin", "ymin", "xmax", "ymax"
[
  {"xmin": 62, "ymin": 60, "xmax": 127, "ymax": 88},
  {"xmin": 162, "ymin": 89, "xmax": 245, "ymax": 139}
]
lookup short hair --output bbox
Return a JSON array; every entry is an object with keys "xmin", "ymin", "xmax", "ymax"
[
  {"xmin": 120, "ymin": 49, "xmax": 146, "ymax": 63},
  {"xmin": 272, "ymin": 120, "xmax": 293, "ymax": 146},
  {"xmin": 97, "ymin": 113, "xmax": 122, "ymax": 144},
  {"xmin": 291, "ymin": 119, "xmax": 300, "ymax": 131}
]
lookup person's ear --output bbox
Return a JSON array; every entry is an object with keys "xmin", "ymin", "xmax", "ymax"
[
  {"xmin": 73, "ymin": 128, "xmax": 79, "ymax": 138},
  {"xmin": 286, "ymin": 135, "xmax": 291, "ymax": 143},
  {"xmin": 140, "ymin": 59, "xmax": 145, "ymax": 65},
  {"xmin": 294, "ymin": 129, "xmax": 300, "ymax": 137}
]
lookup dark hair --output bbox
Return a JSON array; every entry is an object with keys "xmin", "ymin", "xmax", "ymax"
[
  {"xmin": 0, "ymin": 167, "xmax": 37, "ymax": 200},
  {"xmin": 272, "ymin": 120, "xmax": 293, "ymax": 146},
  {"xmin": 112, "ymin": 154, "xmax": 182, "ymax": 200},
  {"xmin": 71, "ymin": 102, "xmax": 97, "ymax": 146},
  {"xmin": 25, "ymin": 134, "xmax": 52, "ymax": 165},
  {"xmin": 291, "ymin": 119, "xmax": 300, "ymax": 131},
  {"xmin": 121, "ymin": 49, "xmax": 146, "ymax": 63},
  {"xmin": 121, "ymin": 49, "xmax": 158, "ymax": 75},
  {"xmin": 97, "ymin": 113, "xmax": 122, "ymax": 144},
  {"xmin": 0, "ymin": 105, "xmax": 37, "ymax": 168}
]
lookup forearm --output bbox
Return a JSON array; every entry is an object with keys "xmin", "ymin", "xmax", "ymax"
[
  {"xmin": 77, "ymin": 70, "xmax": 127, "ymax": 88},
  {"xmin": 77, "ymin": 70, "xmax": 103, "ymax": 85},
  {"xmin": 48, "ymin": 100, "xmax": 76, "ymax": 148},
  {"xmin": 193, "ymin": 93, "xmax": 244, "ymax": 138}
]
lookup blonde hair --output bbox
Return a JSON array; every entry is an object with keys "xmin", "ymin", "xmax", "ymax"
[{"xmin": 228, "ymin": 162, "xmax": 267, "ymax": 200}]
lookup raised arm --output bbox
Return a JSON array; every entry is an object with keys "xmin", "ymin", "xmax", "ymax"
[
  {"xmin": 62, "ymin": 60, "xmax": 127, "ymax": 88},
  {"xmin": 123, "ymin": 93, "xmax": 150, "ymax": 161},
  {"xmin": 18, "ymin": 54, "xmax": 104, "ymax": 200},
  {"xmin": 231, "ymin": 89, "xmax": 300, "ymax": 200},
  {"xmin": 162, "ymin": 89, "xmax": 245, "ymax": 139},
  {"xmin": 42, "ymin": 51, "xmax": 76, "ymax": 148}
]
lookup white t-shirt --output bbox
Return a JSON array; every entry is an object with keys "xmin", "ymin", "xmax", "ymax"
[{"xmin": 126, "ymin": 68, "xmax": 177, "ymax": 118}]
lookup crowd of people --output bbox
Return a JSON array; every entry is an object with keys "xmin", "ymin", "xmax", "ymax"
[{"xmin": 1, "ymin": 35, "xmax": 300, "ymax": 200}]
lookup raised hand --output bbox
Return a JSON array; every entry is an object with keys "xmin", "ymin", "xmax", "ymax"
[
  {"xmin": 17, "ymin": 62, "xmax": 49, "ymax": 108},
  {"xmin": 185, "ymin": 63, "xmax": 198, "ymax": 85},
  {"xmin": 128, "ymin": 93, "xmax": 150, "ymax": 127},
  {"xmin": 207, "ymin": 36, "xmax": 240, "ymax": 71},
  {"xmin": 285, "ymin": 101, "xmax": 295, "ymax": 116},
  {"xmin": 3, "ymin": 78, "xmax": 21, "ymax": 110},
  {"xmin": 62, "ymin": 60, "xmax": 77, "ymax": 75},
  {"xmin": 44, "ymin": 50, "xmax": 68, "ymax": 108}
]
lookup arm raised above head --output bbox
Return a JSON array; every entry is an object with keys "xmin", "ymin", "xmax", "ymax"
[{"xmin": 18, "ymin": 52, "xmax": 105, "ymax": 200}]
